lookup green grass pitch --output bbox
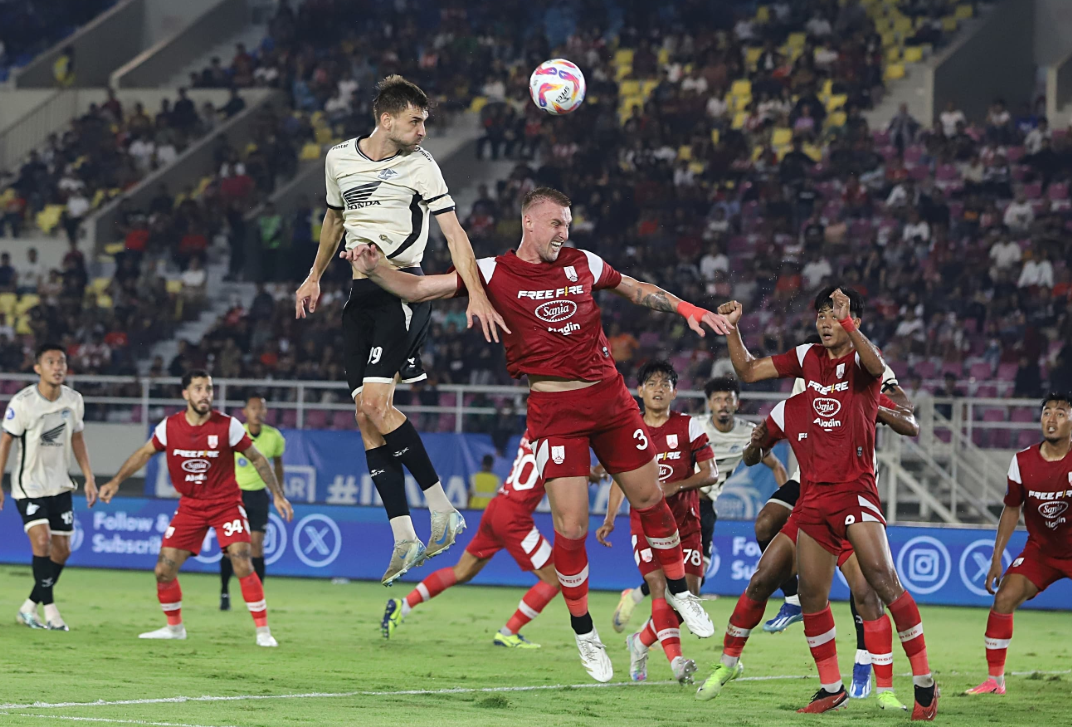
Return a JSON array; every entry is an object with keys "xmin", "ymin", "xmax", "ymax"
[{"xmin": 0, "ymin": 565, "xmax": 1069, "ymax": 726}]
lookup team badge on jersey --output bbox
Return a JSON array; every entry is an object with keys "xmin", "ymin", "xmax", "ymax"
[
  {"xmin": 208, "ymin": 435, "xmax": 218, "ymax": 448},
  {"xmin": 666, "ymin": 434, "xmax": 678, "ymax": 449},
  {"xmin": 836, "ymin": 363, "xmax": 846, "ymax": 379},
  {"xmin": 378, "ymin": 168, "xmax": 399, "ymax": 181},
  {"xmin": 552, "ymin": 446, "xmax": 565, "ymax": 465},
  {"xmin": 564, "ymin": 265, "xmax": 578, "ymax": 282}
]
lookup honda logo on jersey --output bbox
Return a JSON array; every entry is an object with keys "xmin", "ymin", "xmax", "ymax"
[
  {"xmin": 551, "ymin": 446, "xmax": 565, "ymax": 465},
  {"xmin": 208, "ymin": 435, "xmax": 218, "ymax": 448},
  {"xmin": 666, "ymin": 434, "xmax": 678, "ymax": 449},
  {"xmin": 564, "ymin": 265, "xmax": 578, "ymax": 282},
  {"xmin": 836, "ymin": 363, "xmax": 846, "ymax": 379}
]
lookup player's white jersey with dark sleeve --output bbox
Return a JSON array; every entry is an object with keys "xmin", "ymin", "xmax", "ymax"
[
  {"xmin": 324, "ymin": 137, "xmax": 455, "ymax": 268},
  {"xmin": 2, "ymin": 384, "xmax": 84, "ymax": 499},
  {"xmin": 695, "ymin": 415, "xmax": 755, "ymax": 500}
]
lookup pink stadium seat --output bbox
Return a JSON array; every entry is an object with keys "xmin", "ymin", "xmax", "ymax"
[
  {"xmin": 1017, "ymin": 430, "xmax": 1038, "ymax": 448},
  {"xmin": 304, "ymin": 409, "xmax": 328, "ymax": 429},
  {"xmin": 913, "ymin": 360, "xmax": 936, "ymax": 379},
  {"xmin": 1048, "ymin": 182, "xmax": 1068, "ymax": 201},
  {"xmin": 742, "ymin": 201, "xmax": 760, "ymax": 218},
  {"xmin": 639, "ymin": 331, "xmax": 660, "ymax": 348},
  {"xmin": 757, "ymin": 403, "xmax": 774, "ymax": 417},
  {"xmin": 872, "ymin": 130, "xmax": 890, "ymax": 146},
  {"xmin": 439, "ymin": 393, "xmax": 457, "ymax": 408},
  {"xmin": 997, "ymin": 363, "xmax": 1018, "ymax": 380},
  {"xmin": 969, "ymin": 362, "xmax": 992, "ymax": 380},
  {"xmin": 904, "ymin": 146, "xmax": 924, "ymax": 164},
  {"xmin": 850, "ymin": 219, "xmax": 872, "ymax": 237},
  {"xmin": 935, "ymin": 164, "xmax": 958, "ymax": 182},
  {"xmin": 1011, "ymin": 165, "xmax": 1027, "ymax": 182},
  {"xmin": 1023, "ymin": 181, "xmax": 1042, "ymax": 199},
  {"xmin": 130, "ymin": 406, "xmax": 143, "ymax": 423},
  {"xmin": 880, "ymin": 145, "xmax": 898, "ymax": 161},
  {"xmin": 330, "ymin": 411, "xmax": 352, "ymax": 430},
  {"xmin": 1010, "ymin": 407, "xmax": 1036, "ymax": 423},
  {"xmin": 974, "ymin": 384, "xmax": 998, "ymax": 398},
  {"xmin": 279, "ymin": 410, "xmax": 298, "ymax": 429},
  {"xmin": 1005, "ymin": 146, "xmax": 1025, "ymax": 163},
  {"xmin": 889, "ymin": 361, "xmax": 908, "ymax": 380},
  {"xmin": 909, "ymin": 165, "xmax": 929, "ymax": 181},
  {"xmin": 438, "ymin": 415, "xmax": 456, "ymax": 432},
  {"xmin": 941, "ymin": 362, "xmax": 963, "ymax": 378}
]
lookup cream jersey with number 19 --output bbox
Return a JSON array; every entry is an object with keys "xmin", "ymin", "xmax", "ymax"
[
  {"xmin": 324, "ymin": 136, "xmax": 456, "ymax": 269},
  {"xmin": 2, "ymin": 384, "xmax": 85, "ymax": 499}
]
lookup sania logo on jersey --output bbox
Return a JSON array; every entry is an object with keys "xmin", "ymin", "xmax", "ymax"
[
  {"xmin": 342, "ymin": 181, "xmax": 382, "ymax": 210},
  {"xmin": 39, "ymin": 422, "xmax": 66, "ymax": 446}
]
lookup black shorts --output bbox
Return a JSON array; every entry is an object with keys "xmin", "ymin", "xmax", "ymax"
[
  {"xmin": 342, "ymin": 270, "xmax": 431, "ymax": 399},
  {"xmin": 767, "ymin": 479, "xmax": 801, "ymax": 510},
  {"xmin": 16, "ymin": 491, "xmax": 74, "ymax": 534},
  {"xmin": 699, "ymin": 496, "xmax": 717, "ymax": 563},
  {"xmin": 242, "ymin": 489, "xmax": 270, "ymax": 533}
]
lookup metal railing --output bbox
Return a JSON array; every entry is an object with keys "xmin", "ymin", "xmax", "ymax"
[{"xmin": 0, "ymin": 90, "xmax": 76, "ymax": 170}]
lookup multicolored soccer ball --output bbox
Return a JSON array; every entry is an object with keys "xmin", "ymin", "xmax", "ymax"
[{"xmin": 529, "ymin": 59, "xmax": 586, "ymax": 115}]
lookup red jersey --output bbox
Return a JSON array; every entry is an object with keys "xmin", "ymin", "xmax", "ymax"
[
  {"xmin": 632, "ymin": 412, "xmax": 714, "ymax": 538},
  {"xmin": 151, "ymin": 411, "xmax": 253, "ymax": 501},
  {"xmin": 497, "ymin": 431, "xmax": 546, "ymax": 512},
  {"xmin": 454, "ymin": 248, "xmax": 623, "ymax": 381},
  {"xmin": 764, "ymin": 391, "xmax": 897, "ymax": 487},
  {"xmin": 770, "ymin": 343, "xmax": 881, "ymax": 484},
  {"xmin": 1005, "ymin": 443, "xmax": 1072, "ymax": 560}
]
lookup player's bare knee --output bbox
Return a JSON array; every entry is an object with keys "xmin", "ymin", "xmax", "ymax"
[
  {"xmin": 852, "ymin": 589, "xmax": 884, "ymax": 621},
  {"xmin": 993, "ymin": 585, "xmax": 1021, "ymax": 614},
  {"xmin": 554, "ymin": 522, "xmax": 587, "ymax": 540},
  {"xmin": 644, "ymin": 573, "xmax": 667, "ymax": 600},
  {"xmin": 754, "ymin": 511, "xmax": 778, "ymax": 544},
  {"xmin": 50, "ymin": 538, "xmax": 70, "ymax": 562},
  {"xmin": 746, "ymin": 567, "xmax": 780, "ymax": 602}
]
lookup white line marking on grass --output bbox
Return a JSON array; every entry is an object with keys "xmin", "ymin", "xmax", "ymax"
[
  {"xmin": 0, "ymin": 716, "xmax": 236, "ymax": 727},
  {"xmin": 1, "ymin": 669, "xmax": 1065, "ymax": 714}
]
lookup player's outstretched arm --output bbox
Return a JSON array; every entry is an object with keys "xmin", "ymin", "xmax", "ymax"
[
  {"xmin": 762, "ymin": 451, "xmax": 789, "ymax": 485},
  {"xmin": 99, "ymin": 439, "xmax": 158, "ymax": 503},
  {"xmin": 340, "ymin": 244, "xmax": 460, "ymax": 303},
  {"xmin": 435, "ymin": 210, "xmax": 510, "ymax": 342},
  {"xmin": 71, "ymin": 430, "xmax": 98, "ymax": 508},
  {"xmin": 986, "ymin": 504, "xmax": 1021, "ymax": 594},
  {"xmin": 246, "ymin": 444, "xmax": 293, "ymax": 522},
  {"xmin": 718, "ymin": 301, "xmax": 781, "ymax": 382},
  {"xmin": 595, "ymin": 482, "xmax": 626, "ymax": 547},
  {"xmin": 662, "ymin": 458, "xmax": 718, "ymax": 498},
  {"xmin": 295, "ymin": 208, "xmax": 345, "ymax": 319},
  {"xmin": 830, "ymin": 287, "xmax": 886, "ymax": 378},
  {"xmin": 610, "ymin": 275, "xmax": 732, "ymax": 337}
]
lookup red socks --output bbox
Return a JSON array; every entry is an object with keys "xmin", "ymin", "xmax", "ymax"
[
  {"xmin": 723, "ymin": 594, "xmax": 767, "ymax": 662},
  {"xmin": 985, "ymin": 610, "xmax": 1013, "ymax": 680},
  {"xmin": 889, "ymin": 591, "xmax": 930, "ymax": 679},
  {"xmin": 804, "ymin": 606, "xmax": 842, "ymax": 691},
  {"xmin": 651, "ymin": 597, "xmax": 682, "ymax": 661},
  {"xmin": 239, "ymin": 572, "xmax": 269, "ymax": 628},
  {"xmin": 504, "ymin": 580, "xmax": 559, "ymax": 634},
  {"xmin": 553, "ymin": 532, "xmax": 590, "ymax": 617},
  {"xmin": 157, "ymin": 579, "xmax": 182, "ymax": 626},
  {"xmin": 406, "ymin": 567, "xmax": 458, "ymax": 609},
  {"xmin": 634, "ymin": 500, "xmax": 685, "ymax": 580},
  {"xmin": 639, "ymin": 617, "xmax": 659, "ymax": 647},
  {"xmin": 863, "ymin": 615, "xmax": 895, "ymax": 689}
]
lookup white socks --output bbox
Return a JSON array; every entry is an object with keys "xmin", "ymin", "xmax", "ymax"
[
  {"xmin": 21, "ymin": 598, "xmax": 37, "ymax": 614},
  {"xmin": 721, "ymin": 654, "xmax": 739, "ymax": 668},
  {"xmin": 785, "ymin": 594, "xmax": 801, "ymax": 606},
  {"xmin": 423, "ymin": 482, "xmax": 453, "ymax": 513},
  {"xmin": 913, "ymin": 674, "xmax": 935, "ymax": 688},
  {"xmin": 855, "ymin": 649, "xmax": 870, "ymax": 665},
  {"xmin": 43, "ymin": 604, "xmax": 61, "ymax": 623},
  {"xmin": 630, "ymin": 587, "xmax": 645, "ymax": 604},
  {"xmin": 390, "ymin": 515, "xmax": 418, "ymax": 542},
  {"xmin": 401, "ymin": 601, "xmax": 412, "ymax": 617}
]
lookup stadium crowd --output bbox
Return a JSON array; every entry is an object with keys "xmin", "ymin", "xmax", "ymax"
[{"xmin": 0, "ymin": 0, "xmax": 115, "ymax": 79}]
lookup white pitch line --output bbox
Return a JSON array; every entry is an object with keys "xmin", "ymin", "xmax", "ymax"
[
  {"xmin": 0, "ymin": 716, "xmax": 236, "ymax": 727},
  {"xmin": 0, "ymin": 669, "xmax": 1066, "ymax": 714}
]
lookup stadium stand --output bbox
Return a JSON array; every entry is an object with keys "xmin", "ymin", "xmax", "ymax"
[{"xmin": 0, "ymin": 0, "xmax": 116, "ymax": 81}]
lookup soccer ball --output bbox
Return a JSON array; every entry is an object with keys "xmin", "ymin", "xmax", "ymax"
[{"xmin": 529, "ymin": 59, "xmax": 586, "ymax": 115}]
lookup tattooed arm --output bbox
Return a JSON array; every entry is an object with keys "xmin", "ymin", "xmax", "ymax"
[
  {"xmin": 245, "ymin": 444, "xmax": 294, "ymax": 521},
  {"xmin": 610, "ymin": 275, "xmax": 732, "ymax": 336}
]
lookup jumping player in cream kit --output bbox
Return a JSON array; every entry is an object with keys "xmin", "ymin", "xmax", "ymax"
[
  {"xmin": 295, "ymin": 74, "xmax": 507, "ymax": 586},
  {"xmin": 0, "ymin": 343, "xmax": 98, "ymax": 631}
]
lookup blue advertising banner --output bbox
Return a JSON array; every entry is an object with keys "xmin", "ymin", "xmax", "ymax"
[
  {"xmin": 144, "ymin": 430, "xmax": 788, "ymax": 518},
  {"xmin": 0, "ymin": 497, "xmax": 1067, "ymax": 610}
]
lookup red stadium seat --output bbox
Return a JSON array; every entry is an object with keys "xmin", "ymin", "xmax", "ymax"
[
  {"xmin": 304, "ymin": 409, "xmax": 328, "ymax": 430},
  {"xmin": 968, "ymin": 362, "xmax": 992, "ymax": 380},
  {"xmin": 279, "ymin": 410, "xmax": 298, "ymax": 429},
  {"xmin": 330, "ymin": 410, "xmax": 352, "ymax": 430}
]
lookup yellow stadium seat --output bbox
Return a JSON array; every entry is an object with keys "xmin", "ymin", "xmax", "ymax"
[
  {"xmin": 245, "ymin": 142, "xmax": 258, "ymax": 155},
  {"xmin": 730, "ymin": 79, "xmax": 751, "ymax": 97},
  {"xmin": 165, "ymin": 280, "xmax": 183, "ymax": 294},
  {"xmin": 821, "ymin": 79, "xmax": 833, "ymax": 98},
  {"xmin": 677, "ymin": 145, "xmax": 692, "ymax": 161},
  {"xmin": 615, "ymin": 64, "xmax": 632, "ymax": 81},
  {"xmin": 614, "ymin": 48, "xmax": 635, "ymax": 66},
  {"xmin": 774, "ymin": 145, "xmax": 789, "ymax": 161},
  {"xmin": 755, "ymin": 6, "xmax": 770, "ymax": 23},
  {"xmin": 732, "ymin": 111, "xmax": 747, "ymax": 129},
  {"xmin": 97, "ymin": 294, "xmax": 113, "ymax": 309},
  {"xmin": 751, "ymin": 145, "xmax": 764, "ymax": 161},
  {"xmin": 640, "ymin": 79, "xmax": 658, "ymax": 97},
  {"xmin": 733, "ymin": 94, "xmax": 752, "ymax": 112},
  {"xmin": 103, "ymin": 242, "xmax": 125, "ymax": 256},
  {"xmin": 804, "ymin": 144, "xmax": 822, "ymax": 162},
  {"xmin": 309, "ymin": 111, "xmax": 324, "ymax": 125},
  {"xmin": 468, "ymin": 96, "xmax": 488, "ymax": 114},
  {"xmin": 657, "ymin": 47, "xmax": 670, "ymax": 65},
  {"xmin": 619, "ymin": 94, "xmax": 644, "ymax": 115},
  {"xmin": 787, "ymin": 32, "xmax": 806, "ymax": 48},
  {"xmin": 16, "ymin": 294, "xmax": 40, "ymax": 315},
  {"xmin": 955, "ymin": 4, "xmax": 973, "ymax": 19},
  {"xmin": 194, "ymin": 177, "xmax": 212, "ymax": 198},
  {"xmin": 885, "ymin": 63, "xmax": 906, "ymax": 80},
  {"xmin": 688, "ymin": 161, "xmax": 705, "ymax": 175},
  {"xmin": 893, "ymin": 16, "xmax": 912, "ymax": 33},
  {"xmin": 881, "ymin": 31, "xmax": 897, "ymax": 48},
  {"xmin": 15, "ymin": 315, "xmax": 31, "ymax": 336},
  {"xmin": 301, "ymin": 142, "xmax": 322, "ymax": 161},
  {"xmin": 745, "ymin": 47, "xmax": 763, "ymax": 68},
  {"xmin": 826, "ymin": 111, "xmax": 847, "ymax": 128},
  {"xmin": 314, "ymin": 127, "xmax": 333, "ymax": 145},
  {"xmin": 942, "ymin": 16, "xmax": 958, "ymax": 32},
  {"xmin": 827, "ymin": 94, "xmax": 848, "ymax": 112},
  {"xmin": 710, "ymin": 129, "xmax": 720, "ymax": 145},
  {"xmin": 91, "ymin": 277, "xmax": 111, "ymax": 293},
  {"xmin": 0, "ymin": 292, "xmax": 16, "ymax": 316},
  {"xmin": 35, "ymin": 205, "xmax": 64, "ymax": 234},
  {"xmin": 772, "ymin": 127, "xmax": 793, "ymax": 146},
  {"xmin": 619, "ymin": 80, "xmax": 641, "ymax": 97},
  {"xmin": 886, "ymin": 46, "xmax": 901, "ymax": 63},
  {"xmin": 903, "ymin": 46, "xmax": 923, "ymax": 63}
]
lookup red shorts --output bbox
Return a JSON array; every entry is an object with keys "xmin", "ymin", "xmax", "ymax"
[
  {"xmin": 779, "ymin": 510, "xmax": 854, "ymax": 567},
  {"xmin": 1005, "ymin": 542, "xmax": 1072, "ymax": 594},
  {"xmin": 630, "ymin": 515, "xmax": 704, "ymax": 578},
  {"xmin": 792, "ymin": 477, "xmax": 883, "ymax": 559},
  {"xmin": 526, "ymin": 374, "xmax": 654, "ymax": 479},
  {"xmin": 464, "ymin": 496, "xmax": 552, "ymax": 572},
  {"xmin": 162, "ymin": 497, "xmax": 251, "ymax": 555}
]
